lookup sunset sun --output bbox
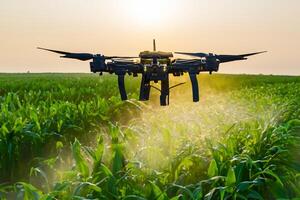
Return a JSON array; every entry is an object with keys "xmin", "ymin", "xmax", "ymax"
[{"xmin": 119, "ymin": 0, "xmax": 177, "ymax": 26}]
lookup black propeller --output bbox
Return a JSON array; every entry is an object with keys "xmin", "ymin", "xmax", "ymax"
[
  {"xmin": 37, "ymin": 47, "xmax": 138, "ymax": 61},
  {"xmin": 175, "ymin": 51, "xmax": 267, "ymax": 63}
]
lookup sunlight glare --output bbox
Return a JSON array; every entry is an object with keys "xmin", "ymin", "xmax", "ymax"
[{"xmin": 120, "ymin": 0, "xmax": 178, "ymax": 27}]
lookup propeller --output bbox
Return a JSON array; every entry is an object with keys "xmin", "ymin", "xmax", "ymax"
[
  {"xmin": 175, "ymin": 51, "xmax": 267, "ymax": 63},
  {"xmin": 216, "ymin": 51, "xmax": 267, "ymax": 63},
  {"xmin": 37, "ymin": 47, "xmax": 138, "ymax": 61}
]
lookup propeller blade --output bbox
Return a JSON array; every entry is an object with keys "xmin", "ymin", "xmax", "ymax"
[
  {"xmin": 38, "ymin": 47, "xmax": 94, "ymax": 61},
  {"xmin": 60, "ymin": 54, "xmax": 94, "ymax": 61},
  {"xmin": 37, "ymin": 47, "xmax": 71, "ymax": 55},
  {"xmin": 238, "ymin": 51, "xmax": 267, "ymax": 57},
  {"xmin": 175, "ymin": 51, "xmax": 267, "ymax": 63},
  {"xmin": 216, "ymin": 51, "xmax": 267, "ymax": 63},
  {"xmin": 38, "ymin": 47, "xmax": 138, "ymax": 61},
  {"xmin": 175, "ymin": 52, "xmax": 208, "ymax": 57}
]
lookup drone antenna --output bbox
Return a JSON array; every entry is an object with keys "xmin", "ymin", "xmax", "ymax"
[{"xmin": 153, "ymin": 39, "xmax": 156, "ymax": 51}]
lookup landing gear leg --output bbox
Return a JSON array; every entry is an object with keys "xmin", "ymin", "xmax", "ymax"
[
  {"xmin": 189, "ymin": 72, "xmax": 199, "ymax": 102},
  {"xmin": 139, "ymin": 74, "xmax": 151, "ymax": 101},
  {"xmin": 160, "ymin": 75, "xmax": 169, "ymax": 106},
  {"xmin": 117, "ymin": 74, "xmax": 127, "ymax": 100}
]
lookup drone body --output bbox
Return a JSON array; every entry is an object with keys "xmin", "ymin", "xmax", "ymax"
[{"xmin": 38, "ymin": 40, "xmax": 266, "ymax": 106}]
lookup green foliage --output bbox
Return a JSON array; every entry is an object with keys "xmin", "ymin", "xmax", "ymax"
[
  {"xmin": 0, "ymin": 74, "xmax": 140, "ymax": 182},
  {"xmin": 208, "ymin": 159, "xmax": 218, "ymax": 178},
  {"xmin": 0, "ymin": 73, "xmax": 300, "ymax": 199},
  {"xmin": 72, "ymin": 139, "xmax": 90, "ymax": 179}
]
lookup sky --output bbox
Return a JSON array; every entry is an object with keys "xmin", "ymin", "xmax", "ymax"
[{"xmin": 0, "ymin": 0, "xmax": 299, "ymax": 75}]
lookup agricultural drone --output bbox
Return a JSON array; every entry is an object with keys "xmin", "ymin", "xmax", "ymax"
[{"xmin": 38, "ymin": 40, "xmax": 266, "ymax": 106}]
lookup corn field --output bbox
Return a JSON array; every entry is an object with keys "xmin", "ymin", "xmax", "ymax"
[{"xmin": 0, "ymin": 73, "xmax": 299, "ymax": 199}]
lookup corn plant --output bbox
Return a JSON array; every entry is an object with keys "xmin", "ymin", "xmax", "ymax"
[{"xmin": 0, "ymin": 73, "xmax": 299, "ymax": 199}]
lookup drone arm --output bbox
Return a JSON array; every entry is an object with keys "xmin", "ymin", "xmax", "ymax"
[{"xmin": 175, "ymin": 52, "xmax": 208, "ymax": 57}]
